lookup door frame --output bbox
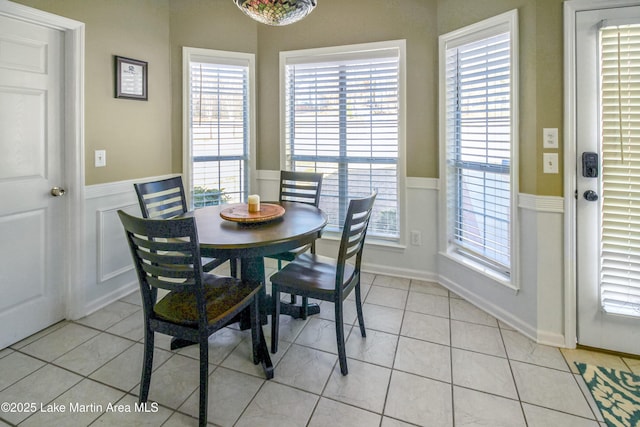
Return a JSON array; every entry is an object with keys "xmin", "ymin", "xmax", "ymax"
[
  {"xmin": 563, "ymin": 0, "xmax": 640, "ymax": 349},
  {"xmin": 0, "ymin": 1, "xmax": 85, "ymax": 319}
]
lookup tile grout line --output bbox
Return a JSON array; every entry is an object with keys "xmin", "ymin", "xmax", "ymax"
[
  {"xmin": 5, "ymin": 305, "xmax": 201, "ymax": 425},
  {"xmin": 376, "ymin": 276, "xmax": 410, "ymax": 426},
  {"xmin": 448, "ymin": 287, "xmax": 456, "ymax": 427},
  {"xmin": 498, "ymin": 321, "xmax": 529, "ymax": 427},
  {"xmin": 1, "ymin": 278, "xmax": 628, "ymax": 427},
  {"xmin": 7, "ymin": 322, "xmax": 180, "ymax": 426}
]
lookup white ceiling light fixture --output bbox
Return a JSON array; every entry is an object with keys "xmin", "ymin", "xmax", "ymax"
[{"xmin": 233, "ymin": 0, "xmax": 317, "ymax": 26}]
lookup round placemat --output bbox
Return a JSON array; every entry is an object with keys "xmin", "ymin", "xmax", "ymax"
[{"xmin": 220, "ymin": 203, "xmax": 285, "ymax": 223}]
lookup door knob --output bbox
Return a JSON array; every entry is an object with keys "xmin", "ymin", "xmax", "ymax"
[
  {"xmin": 583, "ymin": 190, "xmax": 598, "ymax": 201},
  {"xmin": 51, "ymin": 187, "xmax": 66, "ymax": 197}
]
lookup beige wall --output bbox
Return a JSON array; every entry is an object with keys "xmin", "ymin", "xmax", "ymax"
[
  {"xmin": 12, "ymin": 0, "xmax": 565, "ymax": 195},
  {"xmin": 14, "ymin": 0, "xmax": 173, "ymax": 186},
  {"xmin": 535, "ymin": 0, "xmax": 564, "ymax": 196},
  {"xmin": 169, "ymin": 0, "xmax": 257, "ymax": 174},
  {"xmin": 255, "ymin": 0, "xmax": 437, "ymax": 178},
  {"xmin": 437, "ymin": 0, "xmax": 564, "ymax": 196}
]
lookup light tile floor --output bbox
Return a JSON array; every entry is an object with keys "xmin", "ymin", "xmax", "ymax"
[{"xmin": 1, "ymin": 263, "xmax": 638, "ymax": 426}]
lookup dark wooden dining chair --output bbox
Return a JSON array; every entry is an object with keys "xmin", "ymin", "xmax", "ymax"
[
  {"xmin": 266, "ymin": 170, "xmax": 323, "ymax": 313},
  {"xmin": 118, "ymin": 210, "xmax": 272, "ymax": 427},
  {"xmin": 134, "ymin": 176, "xmax": 236, "ymax": 276},
  {"xmin": 268, "ymin": 170, "xmax": 323, "ymax": 265},
  {"xmin": 270, "ymin": 192, "xmax": 376, "ymax": 375}
]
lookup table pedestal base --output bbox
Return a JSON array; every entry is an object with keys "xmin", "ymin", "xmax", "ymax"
[
  {"xmin": 275, "ymin": 298, "xmax": 320, "ymax": 319},
  {"xmin": 170, "ymin": 338, "xmax": 194, "ymax": 350},
  {"xmin": 237, "ymin": 297, "xmax": 320, "ymax": 330}
]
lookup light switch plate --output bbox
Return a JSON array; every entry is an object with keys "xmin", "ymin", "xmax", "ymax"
[
  {"xmin": 543, "ymin": 152, "xmax": 558, "ymax": 174},
  {"xmin": 543, "ymin": 128, "xmax": 559, "ymax": 149},
  {"xmin": 95, "ymin": 150, "xmax": 106, "ymax": 167}
]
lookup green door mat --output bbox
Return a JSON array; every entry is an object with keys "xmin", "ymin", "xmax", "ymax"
[{"xmin": 575, "ymin": 362, "xmax": 640, "ymax": 427}]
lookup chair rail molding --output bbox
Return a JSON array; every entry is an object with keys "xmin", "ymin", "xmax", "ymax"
[
  {"xmin": 518, "ymin": 193, "xmax": 564, "ymax": 213},
  {"xmin": 406, "ymin": 177, "xmax": 439, "ymax": 190}
]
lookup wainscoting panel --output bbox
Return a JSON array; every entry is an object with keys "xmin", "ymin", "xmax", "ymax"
[
  {"xmin": 81, "ymin": 174, "xmax": 177, "ymax": 317},
  {"xmin": 81, "ymin": 173, "xmax": 567, "ymax": 348},
  {"xmin": 438, "ymin": 193, "xmax": 566, "ymax": 346},
  {"xmin": 96, "ymin": 203, "xmax": 138, "ymax": 283}
]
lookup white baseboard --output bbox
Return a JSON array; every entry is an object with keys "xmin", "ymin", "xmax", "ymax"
[
  {"xmin": 439, "ymin": 274, "xmax": 539, "ymax": 343},
  {"xmin": 537, "ymin": 330, "xmax": 569, "ymax": 348},
  {"xmin": 79, "ymin": 280, "xmax": 138, "ymax": 319},
  {"xmin": 361, "ymin": 262, "xmax": 439, "ymax": 283}
]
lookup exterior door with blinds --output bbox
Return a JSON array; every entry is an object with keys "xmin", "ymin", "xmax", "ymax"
[
  {"xmin": 575, "ymin": 4, "xmax": 640, "ymax": 354},
  {"xmin": 183, "ymin": 48, "xmax": 255, "ymax": 208}
]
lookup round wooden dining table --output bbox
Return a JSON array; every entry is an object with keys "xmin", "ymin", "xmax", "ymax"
[{"xmin": 190, "ymin": 201, "xmax": 328, "ymax": 322}]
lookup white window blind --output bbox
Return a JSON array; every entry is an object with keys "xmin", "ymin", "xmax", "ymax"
[
  {"xmin": 283, "ymin": 45, "xmax": 401, "ymax": 239},
  {"xmin": 189, "ymin": 60, "xmax": 249, "ymax": 206},
  {"xmin": 599, "ymin": 24, "xmax": 640, "ymax": 317},
  {"xmin": 444, "ymin": 31, "xmax": 512, "ymax": 274}
]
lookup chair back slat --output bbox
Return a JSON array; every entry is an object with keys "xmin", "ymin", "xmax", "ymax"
[
  {"xmin": 140, "ymin": 262, "xmax": 196, "ymax": 280},
  {"xmin": 135, "ymin": 249, "xmax": 194, "ymax": 266},
  {"xmin": 130, "ymin": 235, "xmax": 193, "ymax": 251},
  {"xmin": 118, "ymin": 210, "xmax": 206, "ymax": 312},
  {"xmin": 344, "ymin": 238, "xmax": 365, "ymax": 260},
  {"xmin": 279, "ymin": 171, "xmax": 323, "ymax": 207},
  {"xmin": 336, "ymin": 192, "xmax": 376, "ymax": 289},
  {"xmin": 143, "ymin": 195, "xmax": 185, "ymax": 219},
  {"xmin": 134, "ymin": 177, "xmax": 188, "ymax": 219},
  {"xmin": 146, "ymin": 276, "xmax": 197, "ymax": 293}
]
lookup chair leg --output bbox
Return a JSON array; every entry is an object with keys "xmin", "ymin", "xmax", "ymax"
[
  {"xmin": 335, "ymin": 302, "xmax": 348, "ymax": 375},
  {"xmin": 251, "ymin": 296, "xmax": 260, "ymax": 365},
  {"xmin": 271, "ymin": 286, "xmax": 281, "ymax": 354},
  {"xmin": 139, "ymin": 326, "xmax": 154, "ymax": 403},
  {"xmin": 355, "ymin": 282, "xmax": 366, "ymax": 337},
  {"xmin": 301, "ymin": 296, "xmax": 308, "ymax": 320},
  {"xmin": 198, "ymin": 335, "xmax": 209, "ymax": 427}
]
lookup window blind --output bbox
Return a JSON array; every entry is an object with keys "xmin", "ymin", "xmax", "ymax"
[
  {"xmin": 284, "ymin": 48, "xmax": 400, "ymax": 239},
  {"xmin": 189, "ymin": 61, "xmax": 249, "ymax": 206},
  {"xmin": 599, "ymin": 24, "xmax": 640, "ymax": 317},
  {"xmin": 444, "ymin": 32, "xmax": 512, "ymax": 274}
]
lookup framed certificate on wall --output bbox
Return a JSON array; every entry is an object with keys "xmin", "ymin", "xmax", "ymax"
[{"xmin": 115, "ymin": 56, "xmax": 147, "ymax": 100}]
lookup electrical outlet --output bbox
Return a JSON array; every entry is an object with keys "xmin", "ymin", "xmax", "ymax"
[{"xmin": 410, "ymin": 230, "xmax": 422, "ymax": 246}]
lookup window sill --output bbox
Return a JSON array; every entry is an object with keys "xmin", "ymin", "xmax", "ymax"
[{"xmin": 440, "ymin": 250, "xmax": 519, "ymax": 293}]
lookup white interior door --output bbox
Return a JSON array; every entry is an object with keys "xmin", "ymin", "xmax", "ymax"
[
  {"xmin": 0, "ymin": 14, "xmax": 66, "ymax": 348},
  {"xmin": 576, "ymin": 4, "xmax": 640, "ymax": 355}
]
